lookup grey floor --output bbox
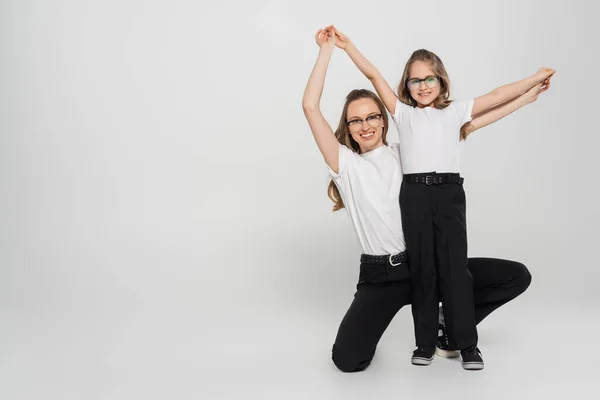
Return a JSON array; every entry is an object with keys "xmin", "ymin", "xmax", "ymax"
[{"xmin": 1, "ymin": 296, "xmax": 597, "ymax": 400}]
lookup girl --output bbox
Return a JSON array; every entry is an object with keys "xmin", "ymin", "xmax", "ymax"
[
  {"xmin": 325, "ymin": 26, "xmax": 553, "ymax": 370},
  {"xmin": 303, "ymin": 28, "xmax": 546, "ymax": 371}
]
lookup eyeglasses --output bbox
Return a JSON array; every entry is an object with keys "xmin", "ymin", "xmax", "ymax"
[
  {"xmin": 406, "ymin": 76, "xmax": 440, "ymax": 91},
  {"xmin": 346, "ymin": 114, "xmax": 383, "ymax": 132}
]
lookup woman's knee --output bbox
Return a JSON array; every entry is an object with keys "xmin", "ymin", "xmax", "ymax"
[
  {"xmin": 514, "ymin": 262, "xmax": 532, "ymax": 295},
  {"xmin": 331, "ymin": 345, "xmax": 373, "ymax": 373}
]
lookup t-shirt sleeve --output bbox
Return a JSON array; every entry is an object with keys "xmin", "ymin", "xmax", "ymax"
[
  {"xmin": 327, "ymin": 144, "xmax": 355, "ymax": 178},
  {"xmin": 454, "ymin": 99, "xmax": 474, "ymax": 126},
  {"xmin": 391, "ymin": 98, "xmax": 410, "ymax": 125},
  {"xmin": 389, "ymin": 142, "xmax": 402, "ymax": 161}
]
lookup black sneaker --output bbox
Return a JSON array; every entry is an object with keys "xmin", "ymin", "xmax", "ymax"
[
  {"xmin": 411, "ymin": 345, "xmax": 436, "ymax": 366},
  {"xmin": 436, "ymin": 323, "xmax": 460, "ymax": 358},
  {"xmin": 460, "ymin": 346, "xmax": 484, "ymax": 370}
]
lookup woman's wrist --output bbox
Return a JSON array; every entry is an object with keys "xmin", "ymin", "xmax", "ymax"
[{"xmin": 319, "ymin": 44, "xmax": 335, "ymax": 56}]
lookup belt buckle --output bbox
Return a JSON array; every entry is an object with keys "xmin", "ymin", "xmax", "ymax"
[
  {"xmin": 425, "ymin": 175, "xmax": 433, "ymax": 186},
  {"xmin": 389, "ymin": 253, "xmax": 402, "ymax": 267}
]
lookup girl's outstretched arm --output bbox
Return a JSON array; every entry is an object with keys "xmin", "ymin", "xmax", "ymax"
[
  {"xmin": 302, "ymin": 29, "xmax": 341, "ymax": 173},
  {"xmin": 462, "ymin": 78, "xmax": 551, "ymax": 139},
  {"xmin": 329, "ymin": 27, "xmax": 398, "ymax": 115},
  {"xmin": 471, "ymin": 67, "xmax": 555, "ymax": 116}
]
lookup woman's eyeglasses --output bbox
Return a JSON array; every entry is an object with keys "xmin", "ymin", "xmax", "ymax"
[{"xmin": 347, "ymin": 114, "xmax": 383, "ymax": 132}]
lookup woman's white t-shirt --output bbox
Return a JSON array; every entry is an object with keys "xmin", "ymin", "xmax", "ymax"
[
  {"xmin": 328, "ymin": 143, "xmax": 406, "ymax": 256},
  {"xmin": 391, "ymin": 98, "xmax": 474, "ymax": 174}
]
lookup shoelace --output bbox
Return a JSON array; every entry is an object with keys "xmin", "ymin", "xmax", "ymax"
[
  {"xmin": 462, "ymin": 346, "xmax": 481, "ymax": 355},
  {"xmin": 415, "ymin": 345, "xmax": 435, "ymax": 353}
]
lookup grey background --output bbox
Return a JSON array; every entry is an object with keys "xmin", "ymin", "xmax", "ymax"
[{"xmin": 1, "ymin": 0, "xmax": 598, "ymax": 399}]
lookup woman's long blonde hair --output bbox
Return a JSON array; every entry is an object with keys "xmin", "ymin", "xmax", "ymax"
[{"xmin": 328, "ymin": 89, "xmax": 389, "ymax": 211}]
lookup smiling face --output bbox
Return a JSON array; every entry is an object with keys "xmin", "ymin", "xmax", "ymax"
[
  {"xmin": 346, "ymin": 98, "xmax": 385, "ymax": 153},
  {"xmin": 407, "ymin": 60, "xmax": 441, "ymax": 108}
]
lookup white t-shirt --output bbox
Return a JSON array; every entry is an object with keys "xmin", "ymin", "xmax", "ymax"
[
  {"xmin": 328, "ymin": 143, "xmax": 406, "ymax": 255},
  {"xmin": 391, "ymin": 98, "xmax": 474, "ymax": 174}
]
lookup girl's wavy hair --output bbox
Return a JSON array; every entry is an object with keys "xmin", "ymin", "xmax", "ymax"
[
  {"xmin": 327, "ymin": 89, "xmax": 388, "ymax": 211},
  {"xmin": 397, "ymin": 49, "xmax": 453, "ymax": 110},
  {"xmin": 398, "ymin": 49, "xmax": 472, "ymax": 141}
]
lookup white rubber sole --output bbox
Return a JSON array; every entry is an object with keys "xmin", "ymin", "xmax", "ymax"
[
  {"xmin": 462, "ymin": 361, "xmax": 484, "ymax": 370},
  {"xmin": 411, "ymin": 356, "xmax": 434, "ymax": 366},
  {"xmin": 436, "ymin": 347, "xmax": 460, "ymax": 358}
]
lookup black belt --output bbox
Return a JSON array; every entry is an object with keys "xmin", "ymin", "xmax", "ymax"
[
  {"xmin": 403, "ymin": 172, "xmax": 463, "ymax": 185},
  {"xmin": 360, "ymin": 251, "xmax": 407, "ymax": 267}
]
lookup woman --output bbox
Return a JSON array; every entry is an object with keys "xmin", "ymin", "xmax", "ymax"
[{"xmin": 302, "ymin": 28, "xmax": 542, "ymax": 371}]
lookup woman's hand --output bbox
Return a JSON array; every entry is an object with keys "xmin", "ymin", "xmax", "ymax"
[
  {"xmin": 315, "ymin": 27, "xmax": 336, "ymax": 49},
  {"xmin": 533, "ymin": 67, "xmax": 555, "ymax": 83}
]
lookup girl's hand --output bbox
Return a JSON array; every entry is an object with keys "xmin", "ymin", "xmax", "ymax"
[
  {"xmin": 315, "ymin": 27, "xmax": 336, "ymax": 49},
  {"xmin": 327, "ymin": 26, "xmax": 351, "ymax": 50},
  {"xmin": 524, "ymin": 77, "xmax": 551, "ymax": 104},
  {"xmin": 534, "ymin": 67, "xmax": 555, "ymax": 83}
]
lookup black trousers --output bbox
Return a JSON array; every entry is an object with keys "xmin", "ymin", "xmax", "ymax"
[
  {"xmin": 400, "ymin": 180, "xmax": 476, "ymax": 349},
  {"xmin": 331, "ymin": 258, "xmax": 531, "ymax": 373}
]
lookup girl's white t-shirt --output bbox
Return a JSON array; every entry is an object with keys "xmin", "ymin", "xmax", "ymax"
[
  {"xmin": 392, "ymin": 98, "xmax": 474, "ymax": 174},
  {"xmin": 328, "ymin": 143, "xmax": 406, "ymax": 256}
]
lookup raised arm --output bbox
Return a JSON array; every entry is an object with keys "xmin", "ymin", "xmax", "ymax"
[
  {"xmin": 302, "ymin": 29, "xmax": 341, "ymax": 173},
  {"xmin": 471, "ymin": 67, "xmax": 555, "ymax": 116},
  {"xmin": 461, "ymin": 78, "xmax": 551, "ymax": 139},
  {"xmin": 327, "ymin": 26, "xmax": 398, "ymax": 115}
]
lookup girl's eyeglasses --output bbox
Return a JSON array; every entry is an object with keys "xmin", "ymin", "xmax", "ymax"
[{"xmin": 406, "ymin": 76, "xmax": 440, "ymax": 91}]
